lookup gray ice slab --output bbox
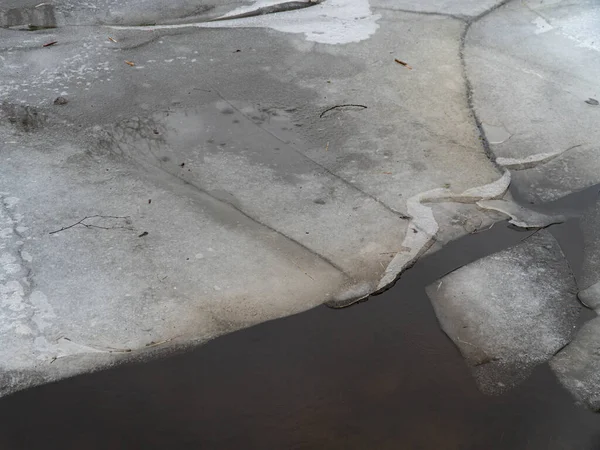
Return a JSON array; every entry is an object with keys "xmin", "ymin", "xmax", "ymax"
[
  {"xmin": 9, "ymin": 0, "xmax": 600, "ymax": 397},
  {"xmin": 575, "ymin": 196, "xmax": 600, "ymax": 313},
  {"xmin": 0, "ymin": 1, "xmax": 510, "ymax": 394},
  {"xmin": 426, "ymin": 230, "xmax": 579, "ymax": 394},
  {"xmin": 0, "ymin": 134, "xmax": 355, "ymax": 396},
  {"xmin": 465, "ymin": 0, "xmax": 600, "ymax": 203},
  {"xmin": 578, "ymin": 284, "xmax": 600, "ymax": 312},
  {"xmin": 551, "ymin": 317, "xmax": 600, "ymax": 411},
  {"xmin": 579, "ymin": 197, "xmax": 600, "ymax": 295},
  {"xmin": 547, "ymin": 179, "xmax": 600, "ymax": 411}
]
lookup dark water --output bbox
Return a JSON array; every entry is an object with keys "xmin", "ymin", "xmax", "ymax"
[{"xmin": 1, "ymin": 188, "xmax": 600, "ymax": 449}]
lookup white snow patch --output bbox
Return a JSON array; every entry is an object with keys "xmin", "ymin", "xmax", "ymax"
[
  {"xmin": 30, "ymin": 291, "xmax": 57, "ymax": 332},
  {"xmin": 109, "ymin": 0, "xmax": 380, "ymax": 45},
  {"xmin": 532, "ymin": 16, "xmax": 554, "ymax": 35},
  {"xmin": 557, "ymin": 10, "xmax": 600, "ymax": 52},
  {"xmin": 3, "ymin": 197, "xmax": 19, "ymax": 208},
  {"xmin": 15, "ymin": 323, "xmax": 33, "ymax": 336}
]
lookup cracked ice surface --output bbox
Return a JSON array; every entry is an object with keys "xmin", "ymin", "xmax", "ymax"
[
  {"xmin": 112, "ymin": 0, "xmax": 382, "ymax": 45},
  {"xmin": 426, "ymin": 230, "xmax": 579, "ymax": 394},
  {"xmin": 551, "ymin": 317, "xmax": 600, "ymax": 411},
  {"xmin": 578, "ymin": 197, "xmax": 600, "ymax": 298},
  {"xmin": 0, "ymin": 0, "xmax": 505, "ymax": 394},
  {"xmin": 1, "ymin": 0, "xmax": 600, "ymax": 401},
  {"xmin": 550, "ymin": 197, "xmax": 600, "ymax": 411},
  {"xmin": 465, "ymin": 0, "xmax": 600, "ymax": 203},
  {"xmin": 370, "ymin": 0, "xmax": 502, "ymax": 18}
]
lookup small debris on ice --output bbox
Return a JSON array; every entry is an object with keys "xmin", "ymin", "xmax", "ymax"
[{"xmin": 394, "ymin": 58, "xmax": 412, "ymax": 70}]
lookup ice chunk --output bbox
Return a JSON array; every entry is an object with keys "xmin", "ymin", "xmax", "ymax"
[
  {"xmin": 578, "ymin": 282, "xmax": 600, "ymax": 311},
  {"xmin": 426, "ymin": 230, "xmax": 579, "ymax": 394},
  {"xmin": 550, "ymin": 197, "xmax": 600, "ymax": 411},
  {"xmin": 476, "ymin": 199, "xmax": 564, "ymax": 229},
  {"xmin": 579, "ymin": 197, "xmax": 600, "ymax": 293},
  {"xmin": 550, "ymin": 317, "xmax": 600, "ymax": 411}
]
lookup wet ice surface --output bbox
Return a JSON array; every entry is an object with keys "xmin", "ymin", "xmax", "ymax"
[
  {"xmin": 1, "ymin": 217, "xmax": 600, "ymax": 449},
  {"xmin": 136, "ymin": 0, "xmax": 382, "ymax": 45},
  {"xmin": 0, "ymin": 1, "xmax": 508, "ymax": 395},
  {"xmin": 549, "ymin": 196, "xmax": 600, "ymax": 410},
  {"xmin": 425, "ymin": 184, "xmax": 600, "ymax": 410},
  {"xmin": 3, "ymin": 0, "xmax": 600, "ymax": 434},
  {"xmin": 425, "ymin": 184, "xmax": 600, "ymax": 407},
  {"xmin": 579, "ymin": 197, "xmax": 600, "ymax": 294},
  {"xmin": 551, "ymin": 317, "xmax": 600, "ymax": 412},
  {"xmin": 426, "ymin": 230, "xmax": 579, "ymax": 394}
]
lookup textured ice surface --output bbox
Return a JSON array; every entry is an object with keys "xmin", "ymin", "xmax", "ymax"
[
  {"xmin": 427, "ymin": 230, "xmax": 579, "ymax": 394},
  {"xmin": 2, "ymin": 0, "xmax": 600, "ymax": 401},
  {"xmin": 579, "ymin": 197, "xmax": 600, "ymax": 293},
  {"xmin": 549, "ymin": 197, "xmax": 600, "ymax": 411},
  {"xmin": 0, "ymin": 1, "xmax": 505, "ymax": 394},
  {"xmin": 466, "ymin": 0, "xmax": 600, "ymax": 203},
  {"xmin": 551, "ymin": 317, "xmax": 600, "ymax": 411}
]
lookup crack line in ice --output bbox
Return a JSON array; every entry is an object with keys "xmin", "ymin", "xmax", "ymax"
[{"xmin": 376, "ymin": 171, "xmax": 511, "ymax": 291}]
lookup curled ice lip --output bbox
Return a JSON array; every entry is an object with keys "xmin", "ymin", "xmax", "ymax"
[
  {"xmin": 495, "ymin": 145, "xmax": 585, "ymax": 170},
  {"xmin": 476, "ymin": 199, "xmax": 565, "ymax": 229},
  {"xmin": 376, "ymin": 171, "xmax": 511, "ymax": 291}
]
